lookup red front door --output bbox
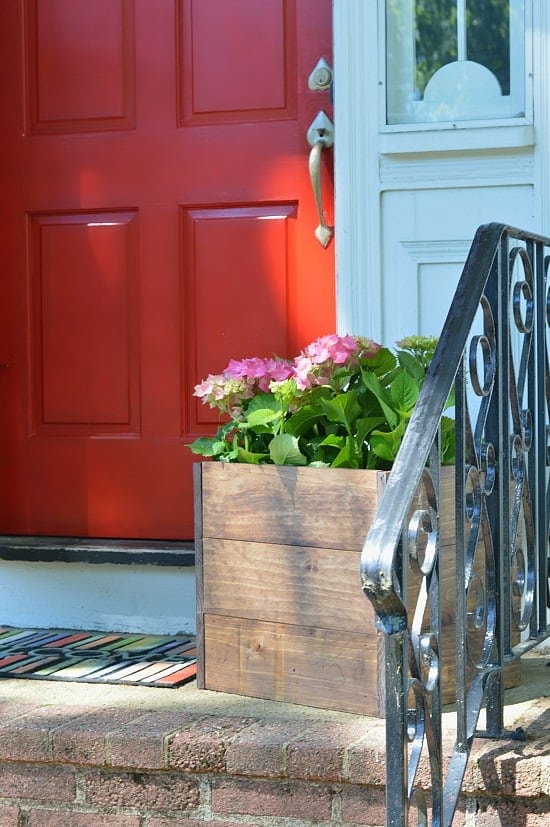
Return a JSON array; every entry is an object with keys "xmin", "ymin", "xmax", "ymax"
[{"xmin": 0, "ymin": 0, "xmax": 334, "ymax": 541}]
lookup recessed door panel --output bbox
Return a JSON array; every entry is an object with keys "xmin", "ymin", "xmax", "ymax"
[
  {"xmin": 30, "ymin": 211, "xmax": 139, "ymax": 433},
  {"xmin": 26, "ymin": 0, "xmax": 136, "ymax": 133}
]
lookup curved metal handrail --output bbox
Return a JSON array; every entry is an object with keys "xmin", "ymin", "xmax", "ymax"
[
  {"xmin": 360, "ymin": 221, "xmax": 550, "ymax": 826},
  {"xmin": 360, "ymin": 222, "xmax": 504, "ymax": 629}
]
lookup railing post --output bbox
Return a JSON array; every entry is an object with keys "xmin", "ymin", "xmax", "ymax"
[
  {"xmin": 384, "ymin": 631, "xmax": 408, "ymax": 827},
  {"xmin": 362, "ymin": 223, "xmax": 550, "ymax": 827}
]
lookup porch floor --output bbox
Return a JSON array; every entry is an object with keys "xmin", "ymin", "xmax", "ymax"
[{"xmin": 0, "ymin": 649, "xmax": 547, "ymax": 826}]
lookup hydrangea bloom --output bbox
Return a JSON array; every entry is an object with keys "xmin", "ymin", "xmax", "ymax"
[
  {"xmin": 193, "ymin": 373, "xmax": 254, "ymax": 413},
  {"xmin": 294, "ymin": 334, "xmax": 380, "ymax": 390},
  {"xmin": 225, "ymin": 357, "xmax": 295, "ymax": 392},
  {"xmin": 194, "ymin": 335, "xmax": 382, "ymax": 404},
  {"xmin": 194, "ymin": 356, "xmax": 295, "ymax": 408},
  {"xmin": 189, "ymin": 333, "xmax": 446, "ymax": 469}
]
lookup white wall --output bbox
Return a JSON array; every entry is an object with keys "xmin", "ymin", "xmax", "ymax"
[{"xmin": 1, "ymin": 561, "xmax": 196, "ymax": 634}]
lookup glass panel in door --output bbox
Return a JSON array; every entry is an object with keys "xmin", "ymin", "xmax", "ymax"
[{"xmin": 386, "ymin": 0, "xmax": 525, "ymax": 124}]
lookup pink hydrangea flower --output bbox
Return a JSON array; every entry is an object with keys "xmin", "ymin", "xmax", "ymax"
[
  {"xmin": 303, "ymin": 333, "xmax": 358, "ymax": 365},
  {"xmin": 193, "ymin": 334, "xmax": 381, "ymax": 406},
  {"xmin": 195, "ymin": 355, "xmax": 296, "ymax": 407},
  {"xmin": 193, "ymin": 374, "xmax": 225, "ymax": 402},
  {"xmin": 224, "ymin": 356, "xmax": 294, "ymax": 392},
  {"xmin": 294, "ymin": 334, "xmax": 354, "ymax": 389}
]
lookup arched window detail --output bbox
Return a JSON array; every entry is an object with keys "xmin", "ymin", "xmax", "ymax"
[{"xmin": 386, "ymin": 0, "xmax": 525, "ymax": 125}]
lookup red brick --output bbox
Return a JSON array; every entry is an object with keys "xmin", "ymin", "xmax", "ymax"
[
  {"xmin": 225, "ymin": 720, "xmax": 308, "ymax": 778},
  {"xmin": 542, "ymin": 756, "xmax": 550, "ymax": 796},
  {"xmin": 340, "ymin": 785, "xmax": 386, "ymax": 825},
  {"xmin": 107, "ymin": 710, "xmax": 195, "ymax": 770},
  {"xmin": 0, "ymin": 764, "xmax": 75, "ymax": 802},
  {"xmin": 52, "ymin": 708, "xmax": 143, "ymax": 767},
  {"xmin": 0, "ymin": 707, "xmax": 89, "ymax": 763},
  {"xmin": 26, "ymin": 813, "xmax": 140, "ymax": 826},
  {"xmin": 345, "ymin": 725, "xmax": 388, "ymax": 785},
  {"xmin": 287, "ymin": 720, "xmax": 373, "ymax": 782},
  {"xmin": 148, "ymin": 821, "xmax": 243, "ymax": 827},
  {"xmin": 0, "ymin": 805, "xmax": 19, "ymax": 826},
  {"xmin": 0, "ymin": 720, "xmax": 50, "ymax": 763},
  {"xmin": 473, "ymin": 796, "xmax": 550, "ymax": 826},
  {"xmin": 514, "ymin": 757, "xmax": 546, "ymax": 798},
  {"xmin": 211, "ymin": 778, "xmax": 332, "ymax": 820},
  {"xmin": 169, "ymin": 716, "xmax": 252, "ymax": 773},
  {"xmin": 0, "ymin": 704, "xmax": 45, "ymax": 725},
  {"xmin": 468, "ymin": 747, "xmax": 545, "ymax": 798},
  {"xmin": 84, "ymin": 770, "xmax": 199, "ymax": 811}
]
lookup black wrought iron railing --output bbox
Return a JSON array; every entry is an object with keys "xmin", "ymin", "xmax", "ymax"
[{"xmin": 361, "ymin": 223, "xmax": 550, "ymax": 827}]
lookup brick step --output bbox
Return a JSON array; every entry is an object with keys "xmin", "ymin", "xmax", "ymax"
[{"xmin": 0, "ymin": 677, "xmax": 547, "ymax": 826}]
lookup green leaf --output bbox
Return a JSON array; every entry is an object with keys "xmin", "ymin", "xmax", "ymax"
[
  {"xmin": 318, "ymin": 433, "xmax": 345, "ymax": 449},
  {"xmin": 285, "ymin": 404, "xmax": 325, "ymax": 437},
  {"xmin": 329, "ymin": 437, "xmax": 359, "ymax": 468},
  {"xmin": 235, "ymin": 446, "xmax": 270, "ymax": 464},
  {"xmin": 363, "ymin": 346, "xmax": 396, "ymax": 376},
  {"xmin": 269, "ymin": 434, "xmax": 308, "ymax": 465},
  {"xmin": 370, "ymin": 421, "xmax": 406, "ymax": 463},
  {"xmin": 389, "ymin": 370, "xmax": 420, "ymax": 413},
  {"xmin": 241, "ymin": 393, "xmax": 282, "ymax": 431},
  {"xmin": 361, "ymin": 372, "xmax": 399, "ymax": 429},
  {"xmin": 397, "ymin": 349, "xmax": 425, "ymax": 382},
  {"xmin": 187, "ymin": 436, "xmax": 227, "ymax": 458},
  {"xmin": 445, "ymin": 386, "xmax": 455, "ymax": 411},
  {"xmin": 319, "ymin": 391, "xmax": 361, "ymax": 431},
  {"xmin": 248, "ymin": 391, "xmax": 280, "ymax": 412},
  {"xmin": 440, "ymin": 416, "xmax": 456, "ymax": 465},
  {"xmin": 355, "ymin": 416, "xmax": 385, "ymax": 441},
  {"xmin": 244, "ymin": 407, "xmax": 282, "ymax": 429}
]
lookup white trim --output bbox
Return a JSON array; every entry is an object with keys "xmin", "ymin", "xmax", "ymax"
[
  {"xmin": 380, "ymin": 151, "xmax": 534, "ymax": 189},
  {"xmin": 400, "ymin": 240, "xmax": 471, "ymax": 264},
  {"xmin": 379, "ymin": 124, "xmax": 534, "ymax": 154},
  {"xmin": 333, "ymin": 0, "xmax": 383, "ymax": 340},
  {"xmin": 533, "ymin": 0, "xmax": 550, "ymax": 235}
]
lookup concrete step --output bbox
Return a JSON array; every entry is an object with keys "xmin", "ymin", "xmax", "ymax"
[{"xmin": 0, "ymin": 652, "xmax": 547, "ymax": 826}]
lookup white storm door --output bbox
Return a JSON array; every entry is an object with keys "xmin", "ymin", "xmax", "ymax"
[{"xmin": 334, "ymin": 0, "xmax": 549, "ymax": 347}]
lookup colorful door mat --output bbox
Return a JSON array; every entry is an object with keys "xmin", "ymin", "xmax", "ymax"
[{"xmin": 0, "ymin": 626, "xmax": 197, "ymax": 688}]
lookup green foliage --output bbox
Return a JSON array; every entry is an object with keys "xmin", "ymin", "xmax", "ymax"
[{"xmin": 188, "ymin": 334, "xmax": 455, "ymax": 470}]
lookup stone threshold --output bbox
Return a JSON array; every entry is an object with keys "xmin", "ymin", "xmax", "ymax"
[{"xmin": 0, "ymin": 653, "xmax": 547, "ymax": 826}]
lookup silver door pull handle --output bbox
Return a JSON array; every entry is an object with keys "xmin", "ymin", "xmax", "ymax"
[{"xmin": 306, "ymin": 111, "xmax": 334, "ymax": 248}]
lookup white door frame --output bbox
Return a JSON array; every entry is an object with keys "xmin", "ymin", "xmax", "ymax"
[{"xmin": 333, "ymin": 0, "xmax": 550, "ymax": 344}]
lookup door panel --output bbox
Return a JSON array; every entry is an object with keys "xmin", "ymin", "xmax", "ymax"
[
  {"xmin": 381, "ymin": 184, "xmax": 535, "ymax": 346},
  {"xmin": 0, "ymin": 0, "xmax": 335, "ymax": 540},
  {"xmin": 178, "ymin": 0, "xmax": 295, "ymax": 121},
  {"xmin": 30, "ymin": 211, "xmax": 140, "ymax": 432},
  {"xmin": 184, "ymin": 204, "xmax": 297, "ymax": 428},
  {"xmin": 26, "ymin": 0, "xmax": 136, "ymax": 133}
]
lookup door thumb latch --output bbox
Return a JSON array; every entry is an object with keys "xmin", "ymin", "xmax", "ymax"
[{"xmin": 308, "ymin": 57, "xmax": 333, "ymax": 92}]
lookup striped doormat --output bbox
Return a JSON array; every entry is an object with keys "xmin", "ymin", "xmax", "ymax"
[{"xmin": 0, "ymin": 626, "xmax": 197, "ymax": 688}]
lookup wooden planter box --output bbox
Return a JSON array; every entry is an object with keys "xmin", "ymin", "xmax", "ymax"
[{"xmin": 194, "ymin": 462, "xmax": 519, "ymax": 716}]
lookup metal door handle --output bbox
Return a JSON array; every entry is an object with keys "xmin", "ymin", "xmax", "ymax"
[{"xmin": 306, "ymin": 111, "xmax": 334, "ymax": 248}]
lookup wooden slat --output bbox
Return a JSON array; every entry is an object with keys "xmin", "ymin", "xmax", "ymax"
[
  {"xmin": 200, "ymin": 463, "xmax": 384, "ymax": 549},
  {"xmin": 194, "ymin": 463, "xmax": 205, "ymax": 689},
  {"xmin": 203, "ymin": 614, "xmax": 383, "ymax": 716},
  {"xmin": 202, "ymin": 538, "xmax": 376, "ymax": 631}
]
